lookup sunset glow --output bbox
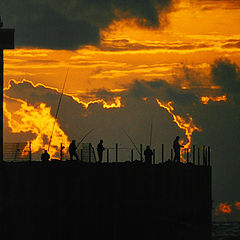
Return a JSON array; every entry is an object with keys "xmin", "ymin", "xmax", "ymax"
[
  {"xmin": 2, "ymin": 0, "xmax": 240, "ymax": 229},
  {"xmin": 235, "ymin": 201, "xmax": 240, "ymax": 211},
  {"xmin": 72, "ymin": 96, "xmax": 123, "ymax": 109},
  {"xmin": 3, "ymin": 98, "xmax": 70, "ymax": 158},
  {"xmin": 215, "ymin": 202, "xmax": 232, "ymax": 215},
  {"xmin": 201, "ymin": 95, "xmax": 227, "ymax": 105},
  {"xmin": 156, "ymin": 99, "xmax": 201, "ymax": 149},
  {"xmin": 3, "ymin": 0, "xmax": 240, "ymax": 166},
  {"xmin": 4, "ymin": 0, "xmax": 240, "ymax": 93}
]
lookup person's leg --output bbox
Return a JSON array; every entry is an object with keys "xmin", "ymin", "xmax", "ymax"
[
  {"xmin": 173, "ymin": 151, "xmax": 177, "ymax": 162},
  {"xmin": 177, "ymin": 150, "xmax": 180, "ymax": 162},
  {"xmin": 70, "ymin": 152, "xmax": 73, "ymax": 161},
  {"xmin": 73, "ymin": 152, "xmax": 79, "ymax": 160},
  {"xmin": 99, "ymin": 152, "xmax": 103, "ymax": 162}
]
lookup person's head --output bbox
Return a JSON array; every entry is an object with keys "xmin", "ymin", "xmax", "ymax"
[
  {"xmin": 44, "ymin": 150, "xmax": 47, "ymax": 153},
  {"xmin": 146, "ymin": 145, "xmax": 150, "ymax": 149},
  {"xmin": 176, "ymin": 136, "xmax": 180, "ymax": 140},
  {"xmin": 100, "ymin": 139, "xmax": 103, "ymax": 143},
  {"xmin": 72, "ymin": 140, "xmax": 75, "ymax": 143}
]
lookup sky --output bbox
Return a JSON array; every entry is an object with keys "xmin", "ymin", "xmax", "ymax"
[{"xmin": 1, "ymin": 0, "xmax": 240, "ymax": 220}]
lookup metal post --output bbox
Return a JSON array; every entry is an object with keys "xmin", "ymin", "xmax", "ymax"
[
  {"xmin": 89, "ymin": 143, "xmax": 91, "ymax": 163},
  {"xmin": 131, "ymin": 149, "xmax": 133, "ymax": 162},
  {"xmin": 207, "ymin": 146, "xmax": 210, "ymax": 166},
  {"xmin": 140, "ymin": 144, "xmax": 143, "ymax": 162},
  {"xmin": 29, "ymin": 142, "xmax": 32, "ymax": 162},
  {"xmin": 107, "ymin": 148, "xmax": 109, "ymax": 163},
  {"xmin": 206, "ymin": 147, "xmax": 208, "ymax": 166},
  {"xmin": 198, "ymin": 147, "xmax": 200, "ymax": 165},
  {"xmin": 0, "ymin": 49, "xmax": 3, "ymax": 161},
  {"xmin": 162, "ymin": 144, "xmax": 164, "ymax": 163},
  {"xmin": 171, "ymin": 148, "xmax": 173, "ymax": 161},
  {"xmin": 203, "ymin": 146, "xmax": 206, "ymax": 165},
  {"xmin": 116, "ymin": 144, "xmax": 118, "ymax": 163},
  {"xmin": 193, "ymin": 145, "xmax": 195, "ymax": 165},
  {"xmin": 60, "ymin": 143, "xmax": 63, "ymax": 161},
  {"xmin": 153, "ymin": 149, "xmax": 155, "ymax": 164},
  {"xmin": 187, "ymin": 148, "xmax": 189, "ymax": 163}
]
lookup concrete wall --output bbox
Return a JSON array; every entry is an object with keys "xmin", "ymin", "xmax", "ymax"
[{"xmin": 0, "ymin": 161, "xmax": 212, "ymax": 240}]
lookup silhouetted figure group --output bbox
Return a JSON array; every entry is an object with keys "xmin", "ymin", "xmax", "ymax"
[
  {"xmin": 173, "ymin": 136, "xmax": 184, "ymax": 162},
  {"xmin": 67, "ymin": 139, "xmax": 105, "ymax": 162},
  {"xmin": 97, "ymin": 139, "xmax": 105, "ymax": 163},
  {"xmin": 41, "ymin": 150, "xmax": 50, "ymax": 162},
  {"xmin": 42, "ymin": 136, "xmax": 184, "ymax": 163},
  {"xmin": 69, "ymin": 140, "xmax": 79, "ymax": 161}
]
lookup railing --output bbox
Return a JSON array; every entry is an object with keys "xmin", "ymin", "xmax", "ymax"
[
  {"xmin": 91, "ymin": 143, "xmax": 210, "ymax": 166},
  {"xmin": 76, "ymin": 143, "xmax": 96, "ymax": 162},
  {"xmin": 3, "ymin": 142, "xmax": 211, "ymax": 166},
  {"xmin": 162, "ymin": 144, "xmax": 211, "ymax": 166},
  {"xmin": 3, "ymin": 142, "xmax": 31, "ymax": 162}
]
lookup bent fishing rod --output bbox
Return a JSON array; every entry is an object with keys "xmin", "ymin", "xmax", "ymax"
[
  {"xmin": 48, "ymin": 68, "xmax": 69, "ymax": 151},
  {"xmin": 122, "ymin": 129, "xmax": 144, "ymax": 161},
  {"xmin": 76, "ymin": 128, "xmax": 95, "ymax": 148}
]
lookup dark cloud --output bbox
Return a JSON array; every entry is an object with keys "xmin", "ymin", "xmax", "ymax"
[
  {"xmin": 197, "ymin": 0, "xmax": 240, "ymax": 10},
  {"xmin": 128, "ymin": 79, "xmax": 198, "ymax": 106},
  {"xmin": 211, "ymin": 58, "xmax": 240, "ymax": 94},
  {"xmin": 128, "ymin": 80, "xmax": 155, "ymax": 98},
  {"xmin": 92, "ymin": 89, "xmax": 115, "ymax": 100},
  {"xmin": 146, "ymin": 79, "xmax": 167, "ymax": 88},
  {"xmin": 1, "ymin": 0, "xmax": 173, "ymax": 50},
  {"xmin": 222, "ymin": 41, "xmax": 240, "ymax": 49},
  {"xmin": 100, "ymin": 39, "xmax": 212, "ymax": 52},
  {"xmin": 4, "ymin": 59, "xmax": 240, "ymax": 207}
]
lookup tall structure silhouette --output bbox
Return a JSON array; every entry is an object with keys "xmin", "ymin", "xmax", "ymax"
[{"xmin": 0, "ymin": 17, "xmax": 14, "ymax": 161}]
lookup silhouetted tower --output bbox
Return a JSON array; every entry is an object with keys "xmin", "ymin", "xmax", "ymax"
[{"xmin": 0, "ymin": 17, "xmax": 14, "ymax": 161}]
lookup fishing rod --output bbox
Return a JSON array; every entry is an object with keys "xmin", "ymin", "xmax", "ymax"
[
  {"xmin": 122, "ymin": 129, "xmax": 143, "ymax": 161},
  {"xmin": 76, "ymin": 128, "xmax": 95, "ymax": 148},
  {"xmin": 48, "ymin": 68, "xmax": 69, "ymax": 151}
]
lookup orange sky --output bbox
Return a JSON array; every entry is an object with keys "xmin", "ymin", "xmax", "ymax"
[
  {"xmin": 2, "ymin": 0, "xmax": 240, "ymax": 217},
  {"xmin": 4, "ymin": 0, "xmax": 240, "ymax": 96},
  {"xmin": 2, "ymin": 0, "xmax": 240, "ymax": 160}
]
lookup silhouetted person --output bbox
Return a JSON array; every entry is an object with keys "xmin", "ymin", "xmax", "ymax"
[
  {"xmin": 41, "ymin": 150, "xmax": 50, "ymax": 162},
  {"xmin": 97, "ymin": 139, "xmax": 105, "ymax": 163},
  {"xmin": 173, "ymin": 136, "xmax": 184, "ymax": 162},
  {"xmin": 144, "ymin": 145, "xmax": 153, "ymax": 164},
  {"xmin": 69, "ymin": 140, "xmax": 79, "ymax": 161}
]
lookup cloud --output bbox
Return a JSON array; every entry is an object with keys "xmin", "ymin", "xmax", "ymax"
[
  {"xmin": 211, "ymin": 58, "xmax": 240, "ymax": 94},
  {"xmin": 100, "ymin": 38, "xmax": 212, "ymax": 52},
  {"xmin": 4, "ymin": 62, "xmax": 240, "ymax": 202},
  {"xmin": 1, "ymin": 0, "xmax": 174, "ymax": 50},
  {"xmin": 128, "ymin": 79, "xmax": 199, "ymax": 105},
  {"xmin": 196, "ymin": 0, "xmax": 240, "ymax": 10},
  {"xmin": 222, "ymin": 41, "xmax": 240, "ymax": 49}
]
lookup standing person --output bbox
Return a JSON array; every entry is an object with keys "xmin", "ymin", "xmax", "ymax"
[
  {"xmin": 97, "ymin": 139, "xmax": 105, "ymax": 163},
  {"xmin": 144, "ymin": 145, "xmax": 153, "ymax": 164},
  {"xmin": 69, "ymin": 140, "xmax": 79, "ymax": 161},
  {"xmin": 173, "ymin": 136, "xmax": 184, "ymax": 162},
  {"xmin": 41, "ymin": 150, "xmax": 50, "ymax": 162}
]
